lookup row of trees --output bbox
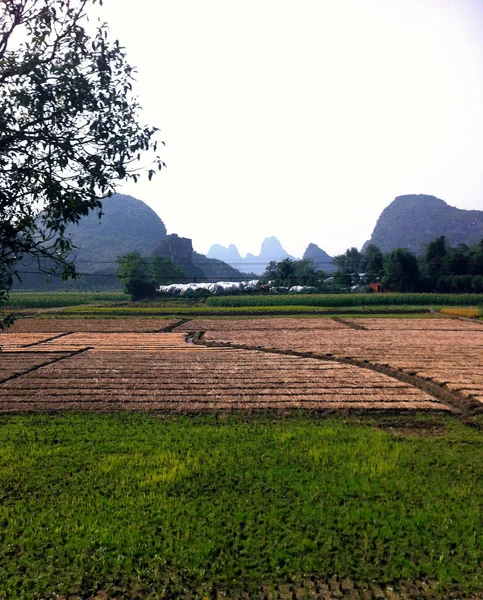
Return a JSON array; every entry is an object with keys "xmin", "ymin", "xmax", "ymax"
[
  {"xmin": 260, "ymin": 237, "xmax": 483, "ymax": 294},
  {"xmin": 332, "ymin": 237, "xmax": 483, "ymax": 293}
]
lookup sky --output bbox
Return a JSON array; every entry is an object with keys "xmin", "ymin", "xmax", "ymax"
[{"xmin": 95, "ymin": 0, "xmax": 483, "ymax": 259}]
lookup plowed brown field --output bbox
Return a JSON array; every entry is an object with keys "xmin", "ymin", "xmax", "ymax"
[
  {"xmin": 0, "ymin": 352, "xmax": 71, "ymax": 381},
  {"xmin": 0, "ymin": 346, "xmax": 443, "ymax": 412},
  {"xmin": 177, "ymin": 317, "xmax": 347, "ymax": 332},
  {"xmin": 6, "ymin": 318, "xmax": 180, "ymax": 333},
  {"xmin": 1, "ymin": 317, "xmax": 470, "ymax": 412},
  {"xmin": 198, "ymin": 317, "xmax": 483, "ymax": 405}
]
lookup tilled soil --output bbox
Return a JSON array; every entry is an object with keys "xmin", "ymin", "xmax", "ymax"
[
  {"xmin": 3, "ymin": 317, "xmax": 477, "ymax": 413},
  {"xmin": 198, "ymin": 318, "xmax": 483, "ymax": 409},
  {"xmin": 0, "ymin": 342, "xmax": 445, "ymax": 411},
  {"xmin": 4, "ymin": 317, "xmax": 182, "ymax": 333}
]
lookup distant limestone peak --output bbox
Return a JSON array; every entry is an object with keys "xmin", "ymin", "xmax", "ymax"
[
  {"xmin": 302, "ymin": 243, "xmax": 335, "ymax": 271},
  {"xmin": 259, "ymin": 236, "xmax": 292, "ymax": 260},
  {"xmin": 207, "ymin": 236, "xmax": 294, "ymax": 275},
  {"xmin": 364, "ymin": 194, "xmax": 483, "ymax": 253},
  {"xmin": 207, "ymin": 243, "xmax": 242, "ymax": 262}
]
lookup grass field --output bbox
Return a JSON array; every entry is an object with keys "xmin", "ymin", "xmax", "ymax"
[{"xmin": 0, "ymin": 413, "xmax": 482, "ymax": 599}]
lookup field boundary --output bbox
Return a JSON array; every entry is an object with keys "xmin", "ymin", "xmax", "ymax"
[
  {"xmin": 0, "ymin": 347, "xmax": 92, "ymax": 385},
  {"xmin": 19, "ymin": 331, "xmax": 75, "ymax": 348},
  {"xmin": 155, "ymin": 318, "xmax": 191, "ymax": 332},
  {"xmin": 192, "ymin": 332, "xmax": 480, "ymax": 414},
  {"xmin": 331, "ymin": 317, "xmax": 367, "ymax": 330},
  {"xmin": 431, "ymin": 308, "xmax": 483, "ymax": 325}
]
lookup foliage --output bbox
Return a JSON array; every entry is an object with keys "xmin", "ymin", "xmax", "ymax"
[
  {"xmin": 117, "ymin": 253, "xmax": 153, "ymax": 300},
  {"xmin": 383, "ymin": 248, "xmax": 421, "ymax": 292},
  {"xmin": 262, "ymin": 258, "xmax": 321, "ymax": 288},
  {"xmin": 332, "ymin": 247, "xmax": 363, "ymax": 289},
  {"xmin": 117, "ymin": 252, "xmax": 186, "ymax": 300},
  {"xmin": 0, "ymin": 413, "xmax": 482, "ymax": 597},
  {"xmin": 362, "ymin": 244, "xmax": 384, "ymax": 281},
  {"xmin": 333, "ymin": 247, "xmax": 362, "ymax": 274},
  {"xmin": 421, "ymin": 239, "xmax": 483, "ymax": 293},
  {"xmin": 0, "ymin": 0, "xmax": 163, "ymax": 327},
  {"xmin": 425, "ymin": 236, "xmax": 447, "ymax": 284},
  {"xmin": 150, "ymin": 255, "xmax": 186, "ymax": 286}
]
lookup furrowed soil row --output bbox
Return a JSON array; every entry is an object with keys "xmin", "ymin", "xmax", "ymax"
[
  {"xmin": 2, "ymin": 332, "xmax": 206, "ymax": 352},
  {"xmin": 19, "ymin": 331, "xmax": 74, "ymax": 347},
  {"xmin": 0, "ymin": 349, "xmax": 90, "ymax": 385},
  {"xmin": 194, "ymin": 318, "xmax": 483, "ymax": 412},
  {"xmin": 2, "ymin": 317, "xmax": 471, "ymax": 414},
  {"xmin": 4, "ymin": 318, "xmax": 183, "ymax": 333},
  {"xmin": 0, "ymin": 346, "xmax": 447, "ymax": 412},
  {"xmin": 5, "ymin": 387, "xmax": 427, "ymax": 398},
  {"xmin": 176, "ymin": 317, "xmax": 348, "ymax": 332},
  {"xmin": 0, "ymin": 352, "xmax": 71, "ymax": 382},
  {"xmin": 0, "ymin": 401, "xmax": 445, "ymax": 412},
  {"xmin": 0, "ymin": 333, "xmax": 64, "ymax": 349}
]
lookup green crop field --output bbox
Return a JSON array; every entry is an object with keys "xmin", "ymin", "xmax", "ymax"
[
  {"xmin": 206, "ymin": 292, "xmax": 483, "ymax": 308},
  {"xmin": 3, "ymin": 291, "xmax": 130, "ymax": 309},
  {"xmin": 0, "ymin": 413, "xmax": 482, "ymax": 599}
]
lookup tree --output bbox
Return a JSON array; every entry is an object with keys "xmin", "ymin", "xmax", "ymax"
[
  {"xmin": 383, "ymin": 249, "xmax": 420, "ymax": 292},
  {"xmin": 149, "ymin": 255, "xmax": 186, "ymax": 287},
  {"xmin": 261, "ymin": 258, "xmax": 318, "ymax": 288},
  {"xmin": 0, "ymin": 0, "xmax": 163, "ymax": 327},
  {"xmin": 425, "ymin": 236, "xmax": 447, "ymax": 286},
  {"xmin": 117, "ymin": 253, "xmax": 153, "ymax": 300},
  {"xmin": 468, "ymin": 240, "xmax": 483, "ymax": 275},
  {"xmin": 362, "ymin": 244, "xmax": 384, "ymax": 282},
  {"xmin": 333, "ymin": 247, "xmax": 363, "ymax": 289},
  {"xmin": 117, "ymin": 253, "xmax": 186, "ymax": 300}
]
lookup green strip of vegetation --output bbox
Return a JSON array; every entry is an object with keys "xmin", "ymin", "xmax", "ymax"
[
  {"xmin": 59, "ymin": 305, "xmax": 434, "ymax": 317},
  {"xmin": 206, "ymin": 292, "xmax": 483, "ymax": 308},
  {"xmin": 0, "ymin": 413, "xmax": 482, "ymax": 599},
  {"xmin": 5, "ymin": 291, "xmax": 129, "ymax": 309}
]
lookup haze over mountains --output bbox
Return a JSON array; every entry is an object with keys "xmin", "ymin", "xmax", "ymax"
[
  {"xmin": 13, "ymin": 192, "xmax": 483, "ymax": 290},
  {"xmin": 207, "ymin": 238, "xmax": 336, "ymax": 275},
  {"xmin": 207, "ymin": 237, "xmax": 294, "ymax": 276}
]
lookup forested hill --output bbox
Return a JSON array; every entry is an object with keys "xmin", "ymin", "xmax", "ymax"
[
  {"xmin": 364, "ymin": 194, "xmax": 483, "ymax": 253},
  {"xmin": 13, "ymin": 194, "xmax": 246, "ymax": 290},
  {"xmin": 65, "ymin": 194, "xmax": 168, "ymax": 274}
]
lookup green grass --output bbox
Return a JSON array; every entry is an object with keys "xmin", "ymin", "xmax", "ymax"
[
  {"xmin": 0, "ymin": 413, "xmax": 482, "ymax": 598},
  {"xmin": 206, "ymin": 293, "xmax": 483, "ymax": 308},
  {"xmin": 4, "ymin": 291, "xmax": 129, "ymax": 309},
  {"xmin": 59, "ymin": 305, "xmax": 434, "ymax": 317}
]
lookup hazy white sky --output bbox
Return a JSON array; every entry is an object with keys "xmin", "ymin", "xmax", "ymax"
[{"xmin": 96, "ymin": 0, "xmax": 483, "ymax": 258}]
